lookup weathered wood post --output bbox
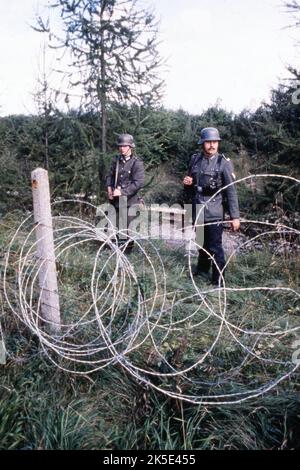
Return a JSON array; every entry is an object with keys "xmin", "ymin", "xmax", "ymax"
[{"xmin": 31, "ymin": 168, "xmax": 61, "ymax": 334}]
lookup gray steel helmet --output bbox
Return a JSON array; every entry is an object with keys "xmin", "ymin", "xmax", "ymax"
[
  {"xmin": 116, "ymin": 133, "xmax": 135, "ymax": 148},
  {"xmin": 198, "ymin": 127, "xmax": 221, "ymax": 144}
]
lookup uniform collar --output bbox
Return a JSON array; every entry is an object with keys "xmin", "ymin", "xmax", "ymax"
[
  {"xmin": 202, "ymin": 152, "xmax": 218, "ymax": 161},
  {"xmin": 119, "ymin": 154, "xmax": 133, "ymax": 163}
]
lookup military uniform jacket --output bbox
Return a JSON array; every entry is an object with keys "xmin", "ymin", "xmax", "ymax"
[
  {"xmin": 187, "ymin": 152, "xmax": 240, "ymax": 222},
  {"xmin": 106, "ymin": 155, "xmax": 145, "ymax": 206}
]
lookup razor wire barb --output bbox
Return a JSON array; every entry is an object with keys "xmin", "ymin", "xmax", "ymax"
[{"xmin": 1, "ymin": 174, "xmax": 300, "ymax": 405}]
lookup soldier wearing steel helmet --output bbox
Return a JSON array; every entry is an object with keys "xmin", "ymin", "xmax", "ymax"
[
  {"xmin": 183, "ymin": 127, "xmax": 240, "ymax": 285},
  {"xmin": 106, "ymin": 134, "xmax": 145, "ymax": 252}
]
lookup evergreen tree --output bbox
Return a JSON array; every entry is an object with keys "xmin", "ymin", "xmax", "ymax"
[{"xmin": 34, "ymin": 0, "xmax": 164, "ymax": 161}]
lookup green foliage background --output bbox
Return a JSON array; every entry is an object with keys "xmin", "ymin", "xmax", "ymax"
[{"xmin": 1, "ymin": 68, "xmax": 300, "ymax": 218}]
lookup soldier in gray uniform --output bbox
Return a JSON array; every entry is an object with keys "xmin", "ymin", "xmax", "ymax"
[
  {"xmin": 183, "ymin": 127, "xmax": 240, "ymax": 285},
  {"xmin": 106, "ymin": 134, "xmax": 145, "ymax": 252}
]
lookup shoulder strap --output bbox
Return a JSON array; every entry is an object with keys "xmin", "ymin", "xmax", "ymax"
[
  {"xmin": 210, "ymin": 154, "xmax": 224, "ymax": 187},
  {"xmin": 189, "ymin": 153, "xmax": 202, "ymax": 175},
  {"xmin": 216, "ymin": 152, "xmax": 230, "ymax": 171},
  {"xmin": 215, "ymin": 153, "xmax": 223, "ymax": 173},
  {"xmin": 191, "ymin": 153, "xmax": 202, "ymax": 166}
]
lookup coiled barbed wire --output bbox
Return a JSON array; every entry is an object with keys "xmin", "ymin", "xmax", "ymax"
[{"xmin": 2, "ymin": 174, "xmax": 300, "ymax": 405}]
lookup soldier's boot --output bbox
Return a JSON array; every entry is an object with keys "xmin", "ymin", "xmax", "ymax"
[
  {"xmin": 192, "ymin": 253, "xmax": 211, "ymax": 279},
  {"xmin": 123, "ymin": 240, "xmax": 134, "ymax": 254},
  {"xmin": 211, "ymin": 263, "xmax": 225, "ymax": 286}
]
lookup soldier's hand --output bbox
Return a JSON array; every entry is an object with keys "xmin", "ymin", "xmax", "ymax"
[
  {"xmin": 231, "ymin": 219, "xmax": 240, "ymax": 232},
  {"xmin": 113, "ymin": 188, "xmax": 122, "ymax": 197},
  {"xmin": 183, "ymin": 176, "xmax": 193, "ymax": 186}
]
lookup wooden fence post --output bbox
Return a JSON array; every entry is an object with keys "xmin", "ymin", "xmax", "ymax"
[{"xmin": 31, "ymin": 168, "xmax": 61, "ymax": 333}]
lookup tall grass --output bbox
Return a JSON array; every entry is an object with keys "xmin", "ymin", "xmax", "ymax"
[{"xmin": 0, "ymin": 212, "xmax": 299, "ymax": 449}]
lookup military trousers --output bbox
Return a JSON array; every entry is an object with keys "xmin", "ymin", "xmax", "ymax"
[
  {"xmin": 197, "ymin": 221, "xmax": 226, "ymax": 284},
  {"xmin": 113, "ymin": 205, "xmax": 135, "ymax": 252}
]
